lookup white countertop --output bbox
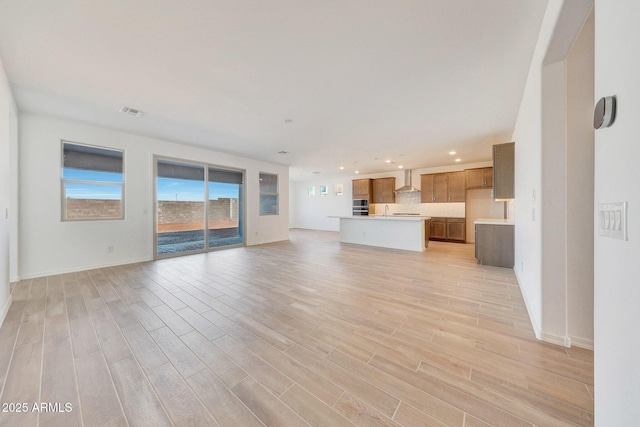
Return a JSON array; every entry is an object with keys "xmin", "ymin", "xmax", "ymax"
[
  {"xmin": 474, "ymin": 218, "xmax": 515, "ymax": 225},
  {"xmin": 331, "ymin": 215, "xmax": 431, "ymax": 221}
]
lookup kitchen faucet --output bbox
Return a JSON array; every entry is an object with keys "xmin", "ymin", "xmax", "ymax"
[{"xmin": 384, "ymin": 204, "xmax": 389, "ymax": 216}]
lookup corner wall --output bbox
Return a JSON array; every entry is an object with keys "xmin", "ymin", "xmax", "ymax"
[
  {"xmin": 19, "ymin": 114, "xmax": 289, "ymax": 279},
  {"xmin": 510, "ymin": 0, "xmax": 561, "ymax": 334},
  {"xmin": 512, "ymin": 0, "xmax": 594, "ymax": 345},
  {"xmin": 565, "ymin": 9, "xmax": 594, "ymax": 348},
  {"xmin": 594, "ymin": 0, "xmax": 640, "ymax": 423},
  {"xmin": 0, "ymin": 56, "xmax": 16, "ymax": 323}
]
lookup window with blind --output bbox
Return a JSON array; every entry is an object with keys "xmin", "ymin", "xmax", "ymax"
[{"xmin": 61, "ymin": 141, "xmax": 124, "ymax": 220}]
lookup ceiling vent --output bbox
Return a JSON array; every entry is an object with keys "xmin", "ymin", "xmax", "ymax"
[{"xmin": 119, "ymin": 106, "xmax": 145, "ymax": 117}]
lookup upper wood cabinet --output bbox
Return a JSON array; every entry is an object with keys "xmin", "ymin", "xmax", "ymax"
[
  {"xmin": 465, "ymin": 167, "xmax": 493, "ymax": 189},
  {"xmin": 421, "ymin": 172, "xmax": 465, "ymax": 203},
  {"xmin": 352, "ymin": 179, "xmax": 372, "ymax": 198},
  {"xmin": 493, "ymin": 142, "xmax": 515, "ymax": 199},
  {"xmin": 420, "ymin": 174, "xmax": 435, "ymax": 203},
  {"xmin": 433, "ymin": 174, "xmax": 448, "ymax": 202},
  {"xmin": 372, "ymin": 177, "xmax": 396, "ymax": 204},
  {"xmin": 447, "ymin": 171, "xmax": 466, "ymax": 202}
]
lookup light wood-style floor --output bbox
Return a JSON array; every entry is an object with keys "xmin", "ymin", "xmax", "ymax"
[{"xmin": 0, "ymin": 229, "xmax": 593, "ymax": 427}]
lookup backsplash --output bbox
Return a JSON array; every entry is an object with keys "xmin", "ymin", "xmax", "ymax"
[{"xmin": 372, "ymin": 192, "xmax": 466, "ymax": 218}]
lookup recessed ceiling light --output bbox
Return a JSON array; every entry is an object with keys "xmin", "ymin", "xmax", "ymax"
[
  {"xmin": 385, "ymin": 160, "xmax": 392, "ymax": 163},
  {"xmin": 455, "ymin": 158, "xmax": 461, "ymax": 162},
  {"xmin": 312, "ymin": 171, "xmax": 320, "ymax": 174},
  {"xmin": 355, "ymin": 171, "xmax": 359, "ymax": 174},
  {"xmin": 284, "ymin": 119, "xmax": 293, "ymax": 123},
  {"xmin": 277, "ymin": 151, "xmax": 289, "ymax": 154},
  {"xmin": 449, "ymin": 151, "xmax": 456, "ymax": 155},
  {"xmin": 339, "ymin": 166, "xmax": 344, "ymax": 170},
  {"xmin": 398, "ymin": 165, "xmax": 404, "ymax": 169}
]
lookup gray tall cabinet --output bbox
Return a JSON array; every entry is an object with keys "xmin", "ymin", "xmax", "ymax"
[{"xmin": 493, "ymin": 142, "xmax": 515, "ymax": 199}]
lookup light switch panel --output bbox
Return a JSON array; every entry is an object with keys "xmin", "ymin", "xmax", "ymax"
[{"xmin": 599, "ymin": 202, "xmax": 628, "ymax": 240}]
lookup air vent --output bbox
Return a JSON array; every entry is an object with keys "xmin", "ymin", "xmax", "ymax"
[{"xmin": 119, "ymin": 106, "xmax": 145, "ymax": 117}]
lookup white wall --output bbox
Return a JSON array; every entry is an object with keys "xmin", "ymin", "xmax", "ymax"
[
  {"xmin": 0, "ymin": 56, "xmax": 16, "ymax": 324},
  {"xmin": 290, "ymin": 162, "xmax": 491, "ymax": 232},
  {"xmin": 512, "ymin": 0, "xmax": 565, "ymax": 340},
  {"xmin": 9, "ymin": 90, "xmax": 18, "ymax": 283},
  {"xmin": 465, "ymin": 189, "xmax": 505, "ymax": 243},
  {"xmin": 594, "ymin": 0, "xmax": 640, "ymax": 424},
  {"xmin": 541, "ymin": 59, "xmax": 569, "ymax": 345},
  {"xmin": 566, "ymin": 10, "xmax": 594, "ymax": 348},
  {"xmin": 19, "ymin": 114, "xmax": 289, "ymax": 279},
  {"xmin": 512, "ymin": 0, "xmax": 594, "ymax": 346},
  {"xmin": 290, "ymin": 177, "xmax": 353, "ymax": 231}
]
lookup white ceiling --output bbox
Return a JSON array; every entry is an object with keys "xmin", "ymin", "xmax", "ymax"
[{"xmin": 0, "ymin": 0, "xmax": 548, "ymax": 181}]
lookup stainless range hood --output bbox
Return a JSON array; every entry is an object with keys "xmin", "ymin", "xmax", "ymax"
[{"xmin": 395, "ymin": 169, "xmax": 420, "ymax": 193}]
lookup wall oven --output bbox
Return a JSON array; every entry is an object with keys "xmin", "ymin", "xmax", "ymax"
[{"xmin": 352, "ymin": 199, "xmax": 369, "ymax": 216}]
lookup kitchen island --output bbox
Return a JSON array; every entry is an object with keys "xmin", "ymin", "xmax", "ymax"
[{"xmin": 334, "ymin": 215, "xmax": 431, "ymax": 252}]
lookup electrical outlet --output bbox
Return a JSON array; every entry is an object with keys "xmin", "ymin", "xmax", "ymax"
[{"xmin": 107, "ymin": 246, "xmax": 114, "ymax": 253}]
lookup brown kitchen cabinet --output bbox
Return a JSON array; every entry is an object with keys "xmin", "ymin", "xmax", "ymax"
[
  {"xmin": 465, "ymin": 167, "xmax": 493, "ymax": 189},
  {"xmin": 421, "ymin": 172, "xmax": 466, "ymax": 203},
  {"xmin": 372, "ymin": 177, "xmax": 396, "ymax": 204},
  {"xmin": 446, "ymin": 218, "xmax": 466, "ymax": 242},
  {"xmin": 352, "ymin": 179, "xmax": 372, "ymax": 198},
  {"xmin": 420, "ymin": 174, "xmax": 435, "ymax": 203},
  {"xmin": 429, "ymin": 217, "xmax": 466, "ymax": 242},
  {"xmin": 493, "ymin": 142, "xmax": 515, "ymax": 199},
  {"xmin": 447, "ymin": 171, "xmax": 466, "ymax": 202},
  {"xmin": 429, "ymin": 218, "xmax": 447, "ymax": 239},
  {"xmin": 433, "ymin": 174, "xmax": 448, "ymax": 202}
]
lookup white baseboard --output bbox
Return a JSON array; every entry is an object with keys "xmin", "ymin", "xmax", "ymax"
[
  {"xmin": 10, "ymin": 275, "xmax": 20, "ymax": 283},
  {"xmin": 570, "ymin": 336, "xmax": 594, "ymax": 350},
  {"xmin": 0, "ymin": 295, "xmax": 13, "ymax": 327},
  {"xmin": 513, "ymin": 269, "xmax": 594, "ymax": 350},
  {"xmin": 514, "ymin": 268, "xmax": 542, "ymax": 340},
  {"xmin": 18, "ymin": 256, "xmax": 152, "ymax": 280},
  {"xmin": 541, "ymin": 332, "xmax": 571, "ymax": 348}
]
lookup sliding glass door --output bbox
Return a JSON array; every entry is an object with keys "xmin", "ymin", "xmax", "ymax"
[
  {"xmin": 208, "ymin": 167, "xmax": 243, "ymax": 247},
  {"xmin": 155, "ymin": 158, "xmax": 244, "ymax": 257}
]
